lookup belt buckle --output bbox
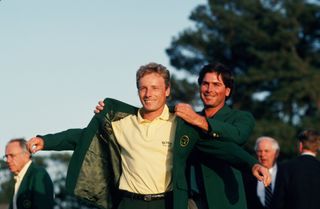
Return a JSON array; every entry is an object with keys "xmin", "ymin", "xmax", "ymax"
[{"xmin": 144, "ymin": 194, "xmax": 152, "ymax": 201}]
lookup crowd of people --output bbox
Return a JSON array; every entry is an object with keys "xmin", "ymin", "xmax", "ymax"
[{"xmin": 3, "ymin": 62, "xmax": 320, "ymax": 209}]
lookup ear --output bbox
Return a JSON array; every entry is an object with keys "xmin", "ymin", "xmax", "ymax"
[
  {"xmin": 299, "ymin": 142, "xmax": 303, "ymax": 153},
  {"xmin": 225, "ymin": 87, "xmax": 231, "ymax": 97},
  {"xmin": 166, "ymin": 86, "xmax": 171, "ymax": 97}
]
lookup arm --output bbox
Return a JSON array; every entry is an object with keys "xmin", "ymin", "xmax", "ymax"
[
  {"xmin": 196, "ymin": 139, "xmax": 270, "ymax": 186},
  {"xmin": 28, "ymin": 129, "xmax": 85, "ymax": 153},
  {"xmin": 205, "ymin": 111, "xmax": 255, "ymax": 145},
  {"xmin": 175, "ymin": 103, "xmax": 209, "ymax": 130},
  {"xmin": 175, "ymin": 103, "xmax": 255, "ymax": 145},
  {"xmin": 41, "ymin": 128, "xmax": 85, "ymax": 151},
  {"xmin": 28, "ymin": 97, "xmax": 137, "ymax": 153},
  {"xmin": 176, "ymin": 109, "xmax": 268, "ymax": 185}
]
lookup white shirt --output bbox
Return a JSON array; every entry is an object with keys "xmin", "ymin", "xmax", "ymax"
[
  {"xmin": 301, "ymin": 151, "xmax": 316, "ymax": 157},
  {"xmin": 13, "ymin": 160, "xmax": 32, "ymax": 209},
  {"xmin": 257, "ymin": 163, "xmax": 277, "ymax": 206}
]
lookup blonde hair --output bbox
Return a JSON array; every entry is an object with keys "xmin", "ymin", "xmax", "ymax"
[{"xmin": 136, "ymin": 62, "xmax": 170, "ymax": 89}]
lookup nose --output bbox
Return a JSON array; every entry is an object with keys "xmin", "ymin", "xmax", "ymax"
[
  {"xmin": 206, "ymin": 83, "xmax": 215, "ymax": 92},
  {"xmin": 144, "ymin": 88, "xmax": 153, "ymax": 97}
]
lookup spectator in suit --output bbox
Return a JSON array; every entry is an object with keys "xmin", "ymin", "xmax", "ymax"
[
  {"xmin": 4, "ymin": 138, "xmax": 54, "ymax": 209},
  {"xmin": 243, "ymin": 136, "xmax": 281, "ymax": 209},
  {"xmin": 272, "ymin": 129, "xmax": 320, "ymax": 209}
]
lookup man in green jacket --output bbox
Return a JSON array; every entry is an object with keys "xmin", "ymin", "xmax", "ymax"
[
  {"xmin": 28, "ymin": 63, "xmax": 269, "ymax": 209},
  {"xmin": 5, "ymin": 138, "xmax": 54, "ymax": 209},
  {"xmin": 175, "ymin": 62, "xmax": 260, "ymax": 209}
]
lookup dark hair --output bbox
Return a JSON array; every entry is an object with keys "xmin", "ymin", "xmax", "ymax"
[
  {"xmin": 298, "ymin": 129, "xmax": 320, "ymax": 152},
  {"xmin": 198, "ymin": 62, "xmax": 234, "ymax": 99}
]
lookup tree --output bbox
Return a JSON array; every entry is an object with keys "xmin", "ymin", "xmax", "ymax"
[{"xmin": 166, "ymin": 0, "xmax": 320, "ymax": 157}]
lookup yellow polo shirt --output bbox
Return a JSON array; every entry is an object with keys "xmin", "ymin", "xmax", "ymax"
[{"xmin": 112, "ymin": 105, "xmax": 176, "ymax": 194}]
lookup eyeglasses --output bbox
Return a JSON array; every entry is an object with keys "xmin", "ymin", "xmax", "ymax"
[{"xmin": 3, "ymin": 152, "xmax": 24, "ymax": 161}]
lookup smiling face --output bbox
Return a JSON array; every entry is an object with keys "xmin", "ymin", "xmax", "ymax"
[
  {"xmin": 5, "ymin": 141, "xmax": 30, "ymax": 175},
  {"xmin": 200, "ymin": 72, "xmax": 231, "ymax": 115},
  {"xmin": 138, "ymin": 72, "xmax": 170, "ymax": 121}
]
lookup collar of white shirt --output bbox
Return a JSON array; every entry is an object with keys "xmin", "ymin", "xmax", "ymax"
[{"xmin": 15, "ymin": 160, "xmax": 32, "ymax": 184}]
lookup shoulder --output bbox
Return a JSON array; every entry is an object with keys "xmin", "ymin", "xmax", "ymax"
[
  {"xmin": 28, "ymin": 162, "xmax": 51, "ymax": 178},
  {"xmin": 220, "ymin": 106, "xmax": 255, "ymax": 124},
  {"xmin": 278, "ymin": 157, "xmax": 304, "ymax": 172},
  {"xmin": 175, "ymin": 117, "xmax": 200, "ymax": 136},
  {"xmin": 103, "ymin": 97, "xmax": 138, "ymax": 114},
  {"xmin": 103, "ymin": 98, "xmax": 135, "ymax": 108},
  {"xmin": 230, "ymin": 108, "xmax": 254, "ymax": 118}
]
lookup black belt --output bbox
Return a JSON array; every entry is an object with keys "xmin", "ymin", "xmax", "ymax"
[{"xmin": 121, "ymin": 190, "xmax": 172, "ymax": 201}]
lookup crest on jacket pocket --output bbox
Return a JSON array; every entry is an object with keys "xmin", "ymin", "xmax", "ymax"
[
  {"xmin": 23, "ymin": 199, "xmax": 32, "ymax": 208},
  {"xmin": 180, "ymin": 135, "xmax": 189, "ymax": 147}
]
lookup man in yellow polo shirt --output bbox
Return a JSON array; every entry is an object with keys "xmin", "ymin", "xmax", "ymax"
[
  {"xmin": 112, "ymin": 104, "xmax": 176, "ymax": 196},
  {"xmin": 27, "ymin": 62, "xmax": 270, "ymax": 209}
]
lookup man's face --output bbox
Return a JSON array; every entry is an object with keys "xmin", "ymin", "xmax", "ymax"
[
  {"xmin": 200, "ymin": 72, "xmax": 230, "ymax": 109},
  {"xmin": 138, "ymin": 73, "xmax": 170, "ymax": 118},
  {"xmin": 256, "ymin": 140, "xmax": 278, "ymax": 169},
  {"xmin": 5, "ymin": 142, "xmax": 30, "ymax": 175}
]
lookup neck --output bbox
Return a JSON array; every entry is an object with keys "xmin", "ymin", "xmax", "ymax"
[
  {"xmin": 140, "ymin": 109, "xmax": 163, "ymax": 121},
  {"xmin": 204, "ymin": 104, "xmax": 224, "ymax": 118},
  {"xmin": 301, "ymin": 149, "xmax": 316, "ymax": 156}
]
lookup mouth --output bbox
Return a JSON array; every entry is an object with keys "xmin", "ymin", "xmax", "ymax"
[
  {"xmin": 143, "ymin": 98, "xmax": 156, "ymax": 104},
  {"xmin": 203, "ymin": 94, "xmax": 215, "ymax": 99}
]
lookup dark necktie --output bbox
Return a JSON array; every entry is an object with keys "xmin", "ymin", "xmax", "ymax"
[{"xmin": 264, "ymin": 184, "xmax": 272, "ymax": 209}]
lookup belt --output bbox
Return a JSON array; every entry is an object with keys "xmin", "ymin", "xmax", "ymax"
[{"xmin": 121, "ymin": 190, "xmax": 172, "ymax": 201}]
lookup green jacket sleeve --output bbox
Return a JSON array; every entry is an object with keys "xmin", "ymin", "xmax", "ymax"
[
  {"xmin": 196, "ymin": 139, "xmax": 258, "ymax": 171},
  {"xmin": 39, "ymin": 97, "xmax": 136, "ymax": 151},
  {"xmin": 40, "ymin": 128, "xmax": 85, "ymax": 151},
  {"xmin": 207, "ymin": 109, "xmax": 255, "ymax": 145}
]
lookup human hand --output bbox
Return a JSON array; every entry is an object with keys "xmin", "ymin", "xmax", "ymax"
[
  {"xmin": 94, "ymin": 100, "xmax": 105, "ymax": 114},
  {"xmin": 175, "ymin": 103, "xmax": 208, "ymax": 131},
  {"xmin": 27, "ymin": 137, "xmax": 44, "ymax": 153},
  {"xmin": 188, "ymin": 198, "xmax": 198, "ymax": 209},
  {"xmin": 252, "ymin": 164, "xmax": 271, "ymax": 187}
]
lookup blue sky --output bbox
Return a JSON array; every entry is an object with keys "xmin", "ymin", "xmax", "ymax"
[{"xmin": 0, "ymin": 0, "xmax": 205, "ymax": 157}]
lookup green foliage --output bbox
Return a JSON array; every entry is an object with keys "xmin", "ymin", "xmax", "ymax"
[
  {"xmin": 248, "ymin": 119, "xmax": 298, "ymax": 157},
  {"xmin": 0, "ymin": 159, "xmax": 13, "ymax": 203},
  {"xmin": 166, "ymin": 0, "xmax": 320, "ymax": 158},
  {"xmin": 168, "ymin": 74, "xmax": 199, "ymax": 106}
]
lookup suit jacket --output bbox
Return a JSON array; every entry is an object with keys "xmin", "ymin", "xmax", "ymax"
[
  {"xmin": 40, "ymin": 98, "xmax": 258, "ymax": 209},
  {"xmin": 272, "ymin": 155, "xmax": 320, "ymax": 209},
  {"xmin": 9, "ymin": 162, "xmax": 54, "ymax": 209},
  {"xmin": 242, "ymin": 170, "xmax": 265, "ymax": 209},
  {"xmin": 242, "ymin": 164, "xmax": 282, "ymax": 209},
  {"xmin": 189, "ymin": 105, "xmax": 255, "ymax": 209}
]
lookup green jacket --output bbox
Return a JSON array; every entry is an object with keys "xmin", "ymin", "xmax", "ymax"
[
  {"xmin": 41, "ymin": 98, "xmax": 257, "ymax": 209},
  {"xmin": 9, "ymin": 162, "xmax": 54, "ymax": 209},
  {"xmin": 190, "ymin": 105, "xmax": 255, "ymax": 209}
]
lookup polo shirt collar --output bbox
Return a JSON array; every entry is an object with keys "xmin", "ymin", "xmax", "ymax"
[{"xmin": 137, "ymin": 105, "xmax": 170, "ymax": 123}]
